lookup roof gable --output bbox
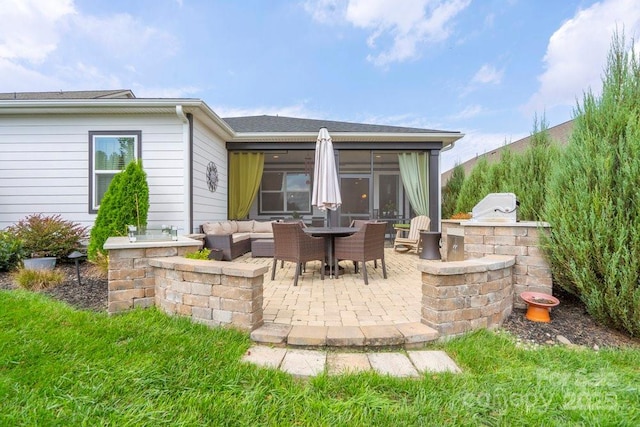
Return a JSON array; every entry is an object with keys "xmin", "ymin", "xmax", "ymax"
[
  {"xmin": 0, "ymin": 90, "xmax": 135, "ymax": 100},
  {"xmin": 222, "ymin": 115, "xmax": 455, "ymax": 134}
]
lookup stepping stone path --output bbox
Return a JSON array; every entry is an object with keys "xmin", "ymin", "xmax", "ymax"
[{"xmin": 242, "ymin": 345, "xmax": 461, "ymax": 378}]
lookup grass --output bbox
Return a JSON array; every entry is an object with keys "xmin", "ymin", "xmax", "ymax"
[
  {"xmin": 1, "ymin": 291, "xmax": 639, "ymax": 426},
  {"xmin": 11, "ymin": 268, "xmax": 64, "ymax": 290}
]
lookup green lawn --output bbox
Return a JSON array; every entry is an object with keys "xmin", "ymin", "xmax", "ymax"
[{"xmin": 1, "ymin": 290, "xmax": 639, "ymax": 426}]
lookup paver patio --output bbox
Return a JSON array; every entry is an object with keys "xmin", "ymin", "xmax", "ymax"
[{"xmin": 237, "ymin": 246, "xmax": 424, "ymax": 327}]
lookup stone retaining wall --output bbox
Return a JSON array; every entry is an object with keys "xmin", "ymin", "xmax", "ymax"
[
  {"xmin": 441, "ymin": 220, "xmax": 552, "ymax": 308},
  {"xmin": 105, "ymin": 236, "xmax": 202, "ymax": 314},
  {"xmin": 150, "ymin": 257, "xmax": 267, "ymax": 331},
  {"xmin": 418, "ymin": 255, "xmax": 515, "ymax": 337},
  {"xmin": 104, "ymin": 236, "xmax": 267, "ymax": 331}
]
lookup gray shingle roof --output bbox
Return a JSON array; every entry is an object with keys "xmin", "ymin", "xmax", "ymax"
[
  {"xmin": 222, "ymin": 115, "xmax": 456, "ymax": 134},
  {"xmin": 0, "ymin": 90, "xmax": 135, "ymax": 100}
]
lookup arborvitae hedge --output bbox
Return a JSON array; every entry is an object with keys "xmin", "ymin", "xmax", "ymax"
[
  {"xmin": 441, "ymin": 164, "xmax": 465, "ymax": 218},
  {"xmin": 511, "ymin": 117, "xmax": 560, "ymax": 221},
  {"xmin": 543, "ymin": 33, "xmax": 640, "ymax": 336},
  {"xmin": 88, "ymin": 160, "xmax": 149, "ymax": 260},
  {"xmin": 455, "ymin": 157, "xmax": 490, "ymax": 214},
  {"xmin": 453, "ymin": 118, "xmax": 558, "ymax": 221}
]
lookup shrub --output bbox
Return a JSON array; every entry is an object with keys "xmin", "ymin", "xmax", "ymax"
[
  {"xmin": 450, "ymin": 212, "xmax": 472, "ymax": 220},
  {"xmin": 542, "ymin": 33, "xmax": 640, "ymax": 336},
  {"xmin": 441, "ymin": 164, "xmax": 465, "ymax": 219},
  {"xmin": 0, "ymin": 231, "xmax": 27, "ymax": 271},
  {"xmin": 452, "ymin": 117, "xmax": 560, "ymax": 221},
  {"xmin": 511, "ymin": 116, "xmax": 561, "ymax": 221},
  {"xmin": 88, "ymin": 160, "xmax": 149, "ymax": 261},
  {"xmin": 89, "ymin": 252, "xmax": 110, "ymax": 277},
  {"xmin": 185, "ymin": 248, "xmax": 212, "ymax": 260},
  {"xmin": 455, "ymin": 157, "xmax": 491, "ymax": 214},
  {"xmin": 7, "ymin": 214, "xmax": 88, "ymax": 259},
  {"xmin": 12, "ymin": 268, "xmax": 65, "ymax": 290}
]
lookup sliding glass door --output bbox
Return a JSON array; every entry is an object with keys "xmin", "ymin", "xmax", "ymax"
[{"xmin": 338, "ymin": 175, "xmax": 371, "ymax": 226}]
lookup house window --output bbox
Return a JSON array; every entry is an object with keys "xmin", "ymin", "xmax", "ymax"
[
  {"xmin": 89, "ymin": 131, "xmax": 141, "ymax": 213},
  {"xmin": 260, "ymin": 171, "xmax": 311, "ymax": 214}
]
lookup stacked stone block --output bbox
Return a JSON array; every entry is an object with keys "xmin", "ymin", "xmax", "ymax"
[
  {"xmin": 441, "ymin": 221, "xmax": 552, "ymax": 308},
  {"xmin": 106, "ymin": 237, "xmax": 201, "ymax": 314},
  {"xmin": 419, "ymin": 255, "xmax": 515, "ymax": 336},
  {"xmin": 150, "ymin": 257, "xmax": 268, "ymax": 331}
]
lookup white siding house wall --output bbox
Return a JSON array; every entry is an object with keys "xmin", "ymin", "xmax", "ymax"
[
  {"xmin": 0, "ymin": 113, "xmax": 186, "ymax": 230},
  {"xmin": 191, "ymin": 116, "xmax": 227, "ymax": 233}
]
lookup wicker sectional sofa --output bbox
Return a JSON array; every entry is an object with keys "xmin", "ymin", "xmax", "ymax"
[{"xmin": 200, "ymin": 220, "xmax": 275, "ymax": 260}]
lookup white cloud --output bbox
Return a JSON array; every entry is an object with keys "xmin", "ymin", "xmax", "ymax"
[
  {"xmin": 472, "ymin": 64, "xmax": 503, "ymax": 85},
  {"xmin": 523, "ymin": 0, "xmax": 640, "ymax": 116},
  {"xmin": 72, "ymin": 13, "xmax": 178, "ymax": 60},
  {"xmin": 441, "ymin": 129, "xmax": 527, "ymax": 172},
  {"xmin": 62, "ymin": 61, "xmax": 121, "ymax": 85},
  {"xmin": 0, "ymin": 58, "xmax": 64, "ymax": 91},
  {"xmin": 0, "ymin": 0, "xmax": 75, "ymax": 63},
  {"xmin": 304, "ymin": 0, "xmax": 347, "ymax": 24},
  {"xmin": 0, "ymin": 0, "xmax": 179, "ymax": 94},
  {"xmin": 306, "ymin": 0, "xmax": 471, "ymax": 66},
  {"xmin": 448, "ymin": 104, "xmax": 484, "ymax": 120},
  {"xmin": 134, "ymin": 85, "xmax": 201, "ymax": 98}
]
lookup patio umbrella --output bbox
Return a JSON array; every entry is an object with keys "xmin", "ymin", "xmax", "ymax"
[{"xmin": 312, "ymin": 127, "xmax": 342, "ymax": 226}]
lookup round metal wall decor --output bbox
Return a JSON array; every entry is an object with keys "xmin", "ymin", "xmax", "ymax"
[{"xmin": 206, "ymin": 161, "xmax": 219, "ymax": 192}]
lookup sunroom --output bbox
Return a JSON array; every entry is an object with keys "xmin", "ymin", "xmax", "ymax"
[{"xmin": 223, "ymin": 115, "xmax": 463, "ymax": 231}]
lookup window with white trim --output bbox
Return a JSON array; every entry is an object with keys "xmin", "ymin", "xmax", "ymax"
[
  {"xmin": 89, "ymin": 131, "xmax": 141, "ymax": 212},
  {"xmin": 260, "ymin": 171, "xmax": 311, "ymax": 214}
]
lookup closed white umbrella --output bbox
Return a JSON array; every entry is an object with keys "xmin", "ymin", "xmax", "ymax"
[{"xmin": 312, "ymin": 127, "xmax": 342, "ymax": 226}]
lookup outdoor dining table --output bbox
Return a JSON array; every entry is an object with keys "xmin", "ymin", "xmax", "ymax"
[{"xmin": 303, "ymin": 226, "xmax": 356, "ymax": 278}]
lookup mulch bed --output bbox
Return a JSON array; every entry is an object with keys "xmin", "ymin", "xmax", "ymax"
[{"xmin": 1, "ymin": 262, "xmax": 638, "ymax": 349}]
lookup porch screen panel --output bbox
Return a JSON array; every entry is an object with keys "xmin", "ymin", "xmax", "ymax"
[
  {"xmin": 398, "ymin": 152, "xmax": 429, "ymax": 216},
  {"xmin": 228, "ymin": 152, "xmax": 264, "ymax": 219}
]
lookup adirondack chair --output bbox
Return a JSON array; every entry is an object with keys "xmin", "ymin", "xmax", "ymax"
[{"xmin": 393, "ymin": 215, "xmax": 431, "ymax": 253}]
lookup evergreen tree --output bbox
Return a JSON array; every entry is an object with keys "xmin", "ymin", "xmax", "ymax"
[
  {"xmin": 512, "ymin": 116, "xmax": 561, "ymax": 221},
  {"xmin": 543, "ymin": 33, "xmax": 640, "ymax": 336},
  {"xmin": 442, "ymin": 164, "xmax": 465, "ymax": 218},
  {"xmin": 455, "ymin": 156, "xmax": 491, "ymax": 214},
  {"xmin": 88, "ymin": 160, "xmax": 149, "ymax": 260}
]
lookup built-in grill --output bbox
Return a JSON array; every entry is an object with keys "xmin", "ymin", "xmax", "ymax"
[{"xmin": 470, "ymin": 193, "xmax": 519, "ymax": 222}]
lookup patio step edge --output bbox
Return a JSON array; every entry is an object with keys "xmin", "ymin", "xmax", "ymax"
[{"xmin": 250, "ymin": 322, "xmax": 439, "ymax": 349}]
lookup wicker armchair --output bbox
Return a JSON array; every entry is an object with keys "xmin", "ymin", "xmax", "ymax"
[
  {"xmin": 334, "ymin": 222, "xmax": 387, "ymax": 285},
  {"xmin": 349, "ymin": 219, "xmax": 370, "ymax": 229},
  {"xmin": 271, "ymin": 222, "xmax": 325, "ymax": 286},
  {"xmin": 393, "ymin": 215, "xmax": 431, "ymax": 253}
]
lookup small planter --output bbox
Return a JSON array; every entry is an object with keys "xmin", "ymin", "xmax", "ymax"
[
  {"xmin": 23, "ymin": 257, "xmax": 57, "ymax": 271},
  {"xmin": 208, "ymin": 249, "xmax": 224, "ymax": 261},
  {"xmin": 520, "ymin": 291, "xmax": 560, "ymax": 323}
]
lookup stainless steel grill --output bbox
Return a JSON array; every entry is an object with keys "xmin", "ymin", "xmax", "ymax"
[{"xmin": 470, "ymin": 193, "xmax": 518, "ymax": 222}]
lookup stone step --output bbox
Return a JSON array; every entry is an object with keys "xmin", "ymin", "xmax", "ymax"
[
  {"xmin": 242, "ymin": 345, "xmax": 462, "ymax": 378},
  {"xmin": 250, "ymin": 322, "xmax": 439, "ymax": 349}
]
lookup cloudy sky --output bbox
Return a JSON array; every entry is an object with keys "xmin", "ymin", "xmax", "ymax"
[{"xmin": 1, "ymin": 0, "xmax": 639, "ymax": 170}]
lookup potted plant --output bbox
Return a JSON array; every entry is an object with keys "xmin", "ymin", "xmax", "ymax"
[
  {"xmin": 383, "ymin": 201, "xmax": 397, "ymax": 217},
  {"xmin": 7, "ymin": 213, "xmax": 88, "ymax": 270}
]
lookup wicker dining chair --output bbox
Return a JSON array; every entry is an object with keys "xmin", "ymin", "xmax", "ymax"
[
  {"xmin": 349, "ymin": 219, "xmax": 370, "ymax": 229},
  {"xmin": 271, "ymin": 222, "xmax": 325, "ymax": 286},
  {"xmin": 349, "ymin": 219, "xmax": 378, "ymax": 268},
  {"xmin": 334, "ymin": 222, "xmax": 387, "ymax": 285}
]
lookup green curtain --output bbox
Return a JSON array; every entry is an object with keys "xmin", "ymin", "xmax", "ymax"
[
  {"xmin": 228, "ymin": 152, "xmax": 264, "ymax": 219},
  {"xmin": 398, "ymin": 152, "xmax": 429, "ymax": 216}
]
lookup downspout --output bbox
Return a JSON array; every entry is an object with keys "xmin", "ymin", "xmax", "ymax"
[
  {"xmin": 176, "ymin": 105, "xmax": 192, "ymax": 233},
  {"xmin": 435, "ymin": 141, "xmax": 456, "ymax": 232}
]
